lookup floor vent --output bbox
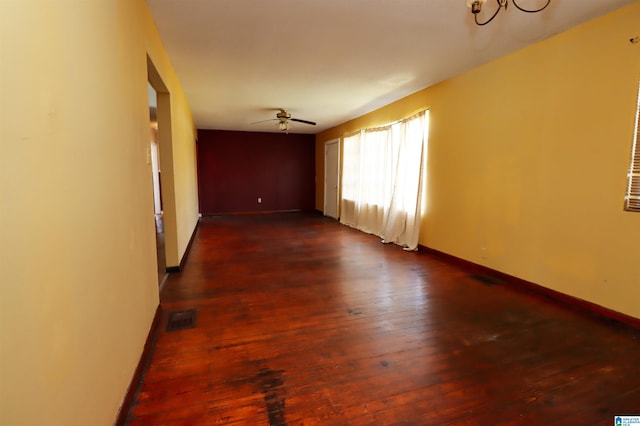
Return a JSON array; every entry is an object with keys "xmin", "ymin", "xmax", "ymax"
[
  {"xmin": 166, "ymin": 309, "xmax": 196, "ymax": 332},
  {"xmin": 469, "ymin": 274, "xmax": 502, "ymax": 286}
]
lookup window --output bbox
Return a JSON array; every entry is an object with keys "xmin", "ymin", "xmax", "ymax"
[
  {"xmin": 340, "ymin": 111, "xmax": 428, "ymax": 250},
  {"xmin": 624, "ymin": 84, "xmax": 640, "ymax": 212}
]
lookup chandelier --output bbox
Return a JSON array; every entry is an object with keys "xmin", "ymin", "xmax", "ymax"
[{"xmin": 466, "ymin": 0, "xmax": 551, "ymax": 26}]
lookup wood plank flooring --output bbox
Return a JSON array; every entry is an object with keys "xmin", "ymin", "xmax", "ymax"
[{"xmin": 125, "ymin": 211, "xmax": 640, "ymax": 425}]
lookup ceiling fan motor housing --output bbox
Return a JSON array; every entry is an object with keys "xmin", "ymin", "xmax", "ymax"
[{"xmin": 276, "ymin": 109, "xmax": 292, "ymax": 121}]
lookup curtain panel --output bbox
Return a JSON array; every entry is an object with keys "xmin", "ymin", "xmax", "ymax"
[{"xmin": 340, "ymin": 111, "xmax": 428, "ymax": 250}]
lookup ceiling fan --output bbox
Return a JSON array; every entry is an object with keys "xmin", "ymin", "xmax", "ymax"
[{"xmin": 255, "ymin": 109, "xmax": 317, "ymax": 132}]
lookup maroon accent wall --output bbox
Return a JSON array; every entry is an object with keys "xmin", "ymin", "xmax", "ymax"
[{"xmin": 197, "ymin": 129, "xmax": 316, "ymax": 214}]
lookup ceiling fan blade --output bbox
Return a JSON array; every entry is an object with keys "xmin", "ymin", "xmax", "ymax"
[
  {"xmin": 250, "ymin": 118, "xmax": 278, "ymax": 125},
  {"xmin": 290, "ymin": 118, "xmax": 316, "ymax": 126}
]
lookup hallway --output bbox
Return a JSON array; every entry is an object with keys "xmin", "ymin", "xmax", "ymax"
[{"xmin": 125, "ymin": 212, "xmax": 640, "ymax": 425}]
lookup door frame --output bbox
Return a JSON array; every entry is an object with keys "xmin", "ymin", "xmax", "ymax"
[{"xmin": 147, "ymin": 56, "xmax": 178, "ymax": 285}]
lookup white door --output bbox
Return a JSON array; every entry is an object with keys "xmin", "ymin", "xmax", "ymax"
[{"xmin": 324, "ymin": 139, "xmax": 340, "ymax": 219}]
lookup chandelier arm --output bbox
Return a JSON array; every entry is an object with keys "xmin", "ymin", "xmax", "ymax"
[
  {"xmin": 511, "ymin": 0, "xmax": 551, "ymax": 13},
  {"xmin": 474, "ymin": 0, "xmax": 504, "ymax": 26}
]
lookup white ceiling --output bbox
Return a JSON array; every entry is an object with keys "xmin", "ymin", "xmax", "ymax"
[{"xmin": 146, "ymin": 0, "xmax": 635, "ymax": 134}]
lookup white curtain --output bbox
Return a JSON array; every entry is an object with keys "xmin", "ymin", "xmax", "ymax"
[{"xmin": 340, "ymin": 111, "xmax": 428, "ymax": 251}]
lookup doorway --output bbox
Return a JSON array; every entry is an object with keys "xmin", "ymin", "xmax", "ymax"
[
  {"xmin": 148, "ymin": 82, "xmax": 166, "ymax": 286},
  {"xmin": 324, "ymin": 139, "xmax": 340, "ymax": 219},
  {"xmin": 147, "ymin": 56, "xmax": 179, "ymax": 277}
]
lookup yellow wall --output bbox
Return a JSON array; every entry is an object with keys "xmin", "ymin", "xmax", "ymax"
[
  {"xmin": 317, "ymin": 3, "xmax": 640, "ymax": 319},
  {"xmin": 0, "ymin": 1, "xmax": 198, "ymax": 425}
]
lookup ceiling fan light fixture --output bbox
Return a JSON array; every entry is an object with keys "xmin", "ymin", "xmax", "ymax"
[
  {"xmin": 250, "ymin": 108, "xmax": 315, "ymax": 132},
  {"xmin": 466, "ymin": 0, "xmax": 551, "ymax": 26}
]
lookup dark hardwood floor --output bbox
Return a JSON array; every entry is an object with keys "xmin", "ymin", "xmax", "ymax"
[{"xmin": 125, "ymin": 211, "xmax": 640, "ymax": 425}]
